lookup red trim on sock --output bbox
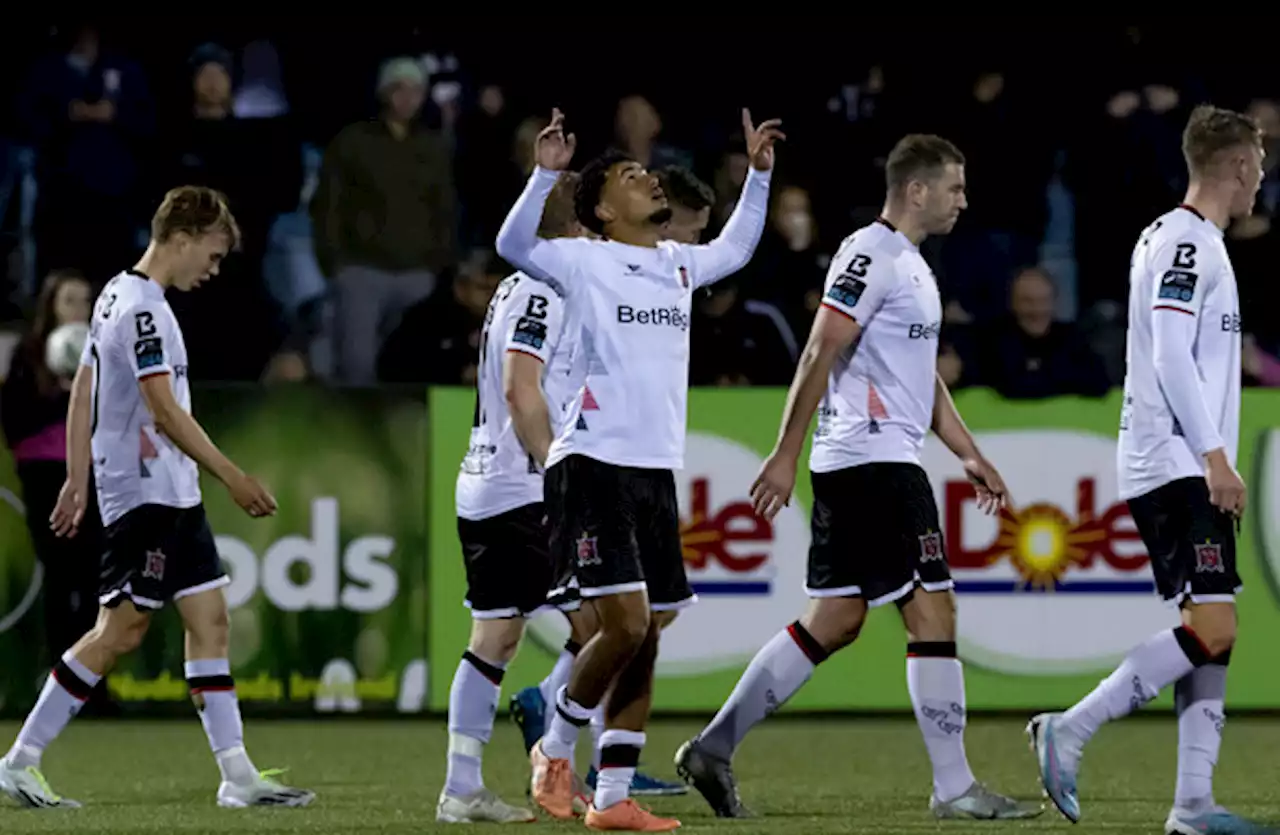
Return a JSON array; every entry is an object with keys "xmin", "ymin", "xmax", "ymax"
[
  {"xmin": 785, "ymin": 623, "xmax": 824, "ymax": 665},
  {"xmin": 189, "ymin": 686, "xmax": 236, "ymax": 694},
  {"xmin": 50, "ymin": 668, "xmax": 89, "ymax": 702}
]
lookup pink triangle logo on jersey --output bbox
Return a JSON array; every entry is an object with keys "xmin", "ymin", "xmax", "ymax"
[
  {"xmin": 582, "ymin": 386, "xmax": 600, "ymax": 411},
  {"xmin": 867, "ymin": 383, "xmax": 889, "ymax": 420}
]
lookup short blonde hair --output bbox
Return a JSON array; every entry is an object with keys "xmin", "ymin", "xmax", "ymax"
[
  {"xmin": 1182, "ymin": 104, "xmax": 1263, "ymax": 175},
  {"xmin": 151, "ymin": 186, "xmax": 241, "ymax": 248}
]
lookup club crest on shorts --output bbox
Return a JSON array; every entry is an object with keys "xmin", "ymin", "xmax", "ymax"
[
  {"xmin": 576, "ymin": 533, "xmax": 601, "ymax": 567},
  {"xmin": 143, "ymin": 549, "xmax": 166, "ymax": 580},
  {"xmin": 1194, "ymin": 540, "xmax": 1224, "ymax": 573},
  {"xmin": 918, "ymin": 531, "xmax": 943, "ymax": 562}
]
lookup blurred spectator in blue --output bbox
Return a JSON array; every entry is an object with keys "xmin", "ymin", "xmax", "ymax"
[
  {"xmin": 940, "ymin": 68, "xmax": 1053, "ymax": 322},
  {"xmin": 156, "ymin": 42, "xmax": 301, "ymax": 381},
  {"xmin": 0, "ymin": 269, "xmax": 106, "ymax": 696},
  {"xmin": 233, "ymin": 39, "xmax": 289, "ymax": 119},
  {"xmin": 311, "ymin": 56, "xmax": 458, "ymax": 386},
  {"xmin": 962, "ymin": 266, "xmax": 1109, "ymax": 399},
  {"xmin": 377, "ymin": 248, "xmax": 503, "ymax": 386},
  {"xmin": 18, "ymin": 22, "xmax": 153, "ymax": 287}
]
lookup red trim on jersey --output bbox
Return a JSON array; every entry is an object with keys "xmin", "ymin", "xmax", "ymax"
[
  {"xmin": 505, "ymin": 347, "xmax": 545, "ymax": 363},
  {"xmin": 137, "ymin": 369, "xmax": 170, "ymax": 380},
  {"xmin": 867, "ymin": 383, "xmax": 889, "ymax": 419},
  {"xmin": 820, "ymin": 301, "xmax": 856, "ymax": 321},
  {"xmin": 1153, "ymin": 305, "xmax": 1194, "ymax": 316}
]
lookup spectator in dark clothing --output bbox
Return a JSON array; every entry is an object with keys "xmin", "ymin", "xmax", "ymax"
[
  {"xmin": 18, "ymin": 24, "xmax": 153, "ymax": 287},
  {"xmin": 967, "ymin": 266, "xmax": 1110, "ymax": 399},
  {"xmin": 156, "ymin": 43, "xmax": 301, "ymax": 381},
  {"xmin": 377, "ymin": 249, "xmax": 504, "ymax": 385},
  {"xmin": 0, "ymin": 270, "xmax": 109, "ymax": 710},
  {"xmin": 689, "ymin": 277, "xmax": 797, "ymax": 387},
  {"xmin": 312, "ymin": 56, "xmax": 459, "ymax": 386},
  {"xmin": 739, "ymin": 184, "xmax": 829, "ymax": 338}
]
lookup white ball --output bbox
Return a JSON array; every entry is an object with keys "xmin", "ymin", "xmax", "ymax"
[{"xmin": 45, "ymin": 322, "xmax": 90, "ymax": 379}]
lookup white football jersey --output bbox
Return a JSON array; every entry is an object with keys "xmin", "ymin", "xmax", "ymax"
[
  {"xmin": 498, "ymin": 166, "xmax": 772, "ymax": 471},
  {"xmin": 809, "ymin": 219, "xmax": 943, "ymax": 473},
  {"xmin": 456, "ymin": 271, "xmax": 571, "ymax": 520},
  {"xmin": 1118, "ymin": 206, "xmax": 1241, "ymax": 500},
  {"xmin": 81, "ymin": 270, "xmax": 200, "ymax": 526}
]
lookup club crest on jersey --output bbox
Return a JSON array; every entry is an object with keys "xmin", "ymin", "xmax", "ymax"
[
  {"xmin": 576, "ymin": 533, "xmax": 601, "ymax": 567},
  {"xmin": 143, "ymin": 549, "xmax": 166, "ymax": 581},
  {"xmin": 918, "ymin": 531, "xmax": 943, "ymax": 562},
  {"xmin": 678, "ymin": 266, "xmax": 689, "ymax": 289},
  {"xmin": 1194, "ymin": 541, "xmax": 1224, "ymax": 573}
]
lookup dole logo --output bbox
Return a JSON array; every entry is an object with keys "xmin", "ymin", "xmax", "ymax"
[
  {"xmin": 680, "ymin": 475, "xmax": 772, "ymax": 597},
  {"xmin": 921, "ymin": 430, "xmax": 1180, "ymax": 677}
]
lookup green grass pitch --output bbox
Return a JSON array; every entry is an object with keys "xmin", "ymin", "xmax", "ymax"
[{"xmin": 0, "ymin": 716, "xmax": 1276, "ymax": 833}]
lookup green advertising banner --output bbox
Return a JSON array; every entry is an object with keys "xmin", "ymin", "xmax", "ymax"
[
  {"xmin": 428, "ymin": 387, "xmax": 1280, "ymax": 712},
  {"xmin": 0, "ymin": 444, "xmax": 45, "ymax": 717},
  {"xmin": 0, "ymin": 385, "xmax": 428, "ymax": 717}
]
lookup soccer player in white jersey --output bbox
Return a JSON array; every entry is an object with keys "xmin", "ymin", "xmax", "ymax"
[
  {"xmin": 508, "ymin": 166, "xmax": 717, "ymax": 801},
  {"xmin": 0, "ymin": 187, "xmax": 314, "ymax": 811},
  {"xmin": 673, "ymin": 135, "xmax": 1042, "ymax": 822},
  {"xmin": 440, "ymin": 171, "xmax": 593, "ymax": 823},
  {"xmin": 496, "ymin": 107, "xmax": 781, "ymax": 832},
  {"xmin": 1031, "ymin": 106, "xmax": 1271, "ymax": 835}
]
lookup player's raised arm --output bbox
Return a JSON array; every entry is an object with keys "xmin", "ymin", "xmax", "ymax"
[
  {"xmin": 687, "ymin": 110, "xmax": 783, "ymax": 288},
  {"xmin": 496, "ymin": 109, "xmax": 577, "ymax": 283}
]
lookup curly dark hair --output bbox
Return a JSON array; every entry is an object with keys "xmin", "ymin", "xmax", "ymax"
[{"xmin": 574, "ymin": 149, "xmax": 634, "ymax": 235}]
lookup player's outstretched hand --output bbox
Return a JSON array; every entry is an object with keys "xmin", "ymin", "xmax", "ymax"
[
  {"xmin": 49, "ymin": 479, "xmax": 86, "ymax": 538},
  {"xmin": 743, "ymin": 109, "xmax": 785, "ymax": 171},
  {"xmin": 751, "ymin": 451, "xmax": 797, "ymax": 521},
  {"xmin": 535, "ymin": 108, "xmax": 576, "ymax": 171},
  {"xmin": 229, "ymin": 473, "xmax": 278, "ymax": 519},
  {"xmin": 963, "ymin": 457, "xmax": 1009, "ymax": 516}
]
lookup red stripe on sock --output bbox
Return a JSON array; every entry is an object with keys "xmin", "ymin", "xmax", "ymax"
[
  {"xmin": 1181, "ymin": 625, "xmax": 1212, "ymax": 658},
  {"xmin": 189, "ymin": 686, "xmax": 235, "ymax": 694},
  {"xmin": 50, "ymin": 668, "xmax": 89, "ymax": 702},
  {"xmin": 785, "ymin": 623, "xmax": 824, "ymax": 665}
]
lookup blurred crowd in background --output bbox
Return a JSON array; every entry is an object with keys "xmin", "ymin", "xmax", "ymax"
[{"xmin": 1, "ymin": 19, "xmax": 1279, "ymax": 405}]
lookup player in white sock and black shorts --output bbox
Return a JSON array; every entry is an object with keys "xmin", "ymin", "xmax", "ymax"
[
  {"xmin": 0, "ymin": 186, "xmax": 312, "ymax": 811},
  {"xmin": 676, "ymin": 134, "xmax": 1041, "ymax": 822},
  {"xmin": 1031, "ymin": 104, "xmax": 1267, "ymax": 835},
  {"xmin": 441, "ymin": 171, "xmax": 591, "ymax": 823},
  {"xmin": 496, "ymin": 107, "xmax": 781, "ymax": 831}
]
